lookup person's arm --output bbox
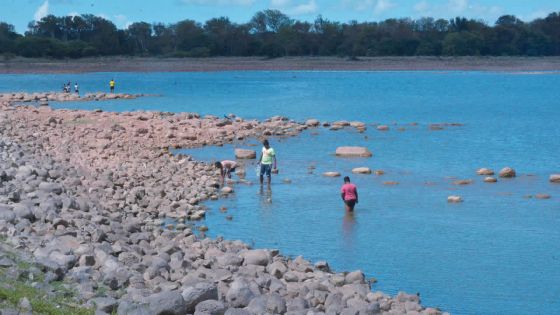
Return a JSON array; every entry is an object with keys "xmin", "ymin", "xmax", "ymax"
[
  {"xmin": 273, "ymin": 154, "xmax": 277, "ymax": 169},
  {"xmin": 258, "ymin": 150, "xmax": 263, "ymax": 165},
  {"xmin": 355, "ymin": 188, "xmax": 358, "ymax": 203},
  {"xmin": 341, "ymin": 192, "xmax": 345, "ymax": 201}
]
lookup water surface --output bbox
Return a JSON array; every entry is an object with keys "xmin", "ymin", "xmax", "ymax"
[{"xmin": 1, "ymin": 71, "xmax": 559, "ymax": 315}]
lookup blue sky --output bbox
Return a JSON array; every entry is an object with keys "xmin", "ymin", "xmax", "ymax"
[{"xmin": 3, "ymin": 0, "xmax": 559, "ymax": 33}]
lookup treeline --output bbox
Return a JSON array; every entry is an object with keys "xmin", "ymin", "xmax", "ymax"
[{"xmin": 1, "ymin": 10, "xmax": 560, "ymax": 59}]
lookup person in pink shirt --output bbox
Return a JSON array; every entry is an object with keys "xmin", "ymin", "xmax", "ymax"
[{"xmin": 341, "ymin": 176, "xmax": 358, "ymax": 211}]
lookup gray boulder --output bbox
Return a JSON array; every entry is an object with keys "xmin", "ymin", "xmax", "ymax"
[
  {"xmin": 241, "ymin": 250, "xmax": 269, "ymax": 266},
  {"xmin": 147, "ymin": 291, "xmax": 187, "ymax": 315},
  {"xmin": 182, "ymin": 282, "xmax": 219, "ymax": 313},
  {"xmin": 226, "ymin": 279, "xmax": 256, "ymax": 308},
  {"xmin": 0, "ymin": 204, "xmax": 15, "ymax": 223},
  {"xmin": 194, "ymin": 300, "xmax": 226, "ymax": 315}
]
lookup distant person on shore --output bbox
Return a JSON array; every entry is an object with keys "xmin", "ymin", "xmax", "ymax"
[
  {"xmin": 74, "ymin": 82, "xmax": 79, "ymax": 95},
  {"xmin": 258, "ymin": 139, "xmax": 277, "ymax": 185},
  {"xmin": 215, "ymin": 160, "xmax": 237, "ymax": 185},
  {"xmin": 109, "ymin": 79, "xmax": 115, "ymax": 93},
  {"xmin": 341, "ymin": 176, "xmax": 358, "ymax": 211}
]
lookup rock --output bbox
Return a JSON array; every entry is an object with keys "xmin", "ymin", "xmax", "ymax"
[
  {"xmin": 550, "ymin": 174, "xmax": 560, "ymax": 183},
  {"xmin": 234, "ymin": 149, "xmax": 256, "ymax": 159},
  {"xmin": 376, "ymin": 125, "xmax": 389, "ymax": 131},
  {"xmin": 38, "ymin": 182, "xmax": 63, "ymax": 194},
  {"xmin": 117, "ymin": 301, "xmax": 151, "ymax": 315},
  {"xmin": 221, "ymin": 187, "xmax": 234, "ymax": 194},
  {"xmin": 352, "ymin": 167, "xmax": 372, "ymax": 174},
  {"xmin": 182, "ymin": 282, "xmax": 219, "ymax": 313},
  {"xmin": 484, "ymin": 177, "xmax": 497, "ymax": 183},
  {"xmin": 476, "ymin": 168, "xmax": 494, "ymax": 175},
  {"xmin": 0, "ymin": 204, "xmax": 15, "ymax": 223},
  {"xmin": 194, "ymin": 300, "xmax": 226, "ymax": 315},
  {"xmin": 345, "ymin": 270, "xmax": 365, "ymax": 284},
  {"xmin": 12, "ymin": 204, "xmax": 34, "ymax": 220},
  {"xmin": 266, "ymin": 293, "xmax": 287, "ymax": 314},
  {"xmin": 242, "ymin": 249, "xmax": 269, "ymax": 266},
  {"xmin": 224, "ymin": 309, "xmax": 251, "ymax": 315},
  {"xmin": 314, "ymin": 260, "xmax": 330, "ymax": 272},
  {"xmin": 323, "ymin": 172, "xmax": 341, "ymax": 177},
  {"xmin": 535, "ymin": 194, "xmax": 551, "ymax": 199},
  {"xmin": 453, "ymin": 179, "xmax": 472, "ymax": 185},
  {"xmin": 91, "ymin": 297, "xmax": 118, "ymax": 313},
  {"xmin": 374, "ymin": 170, "xmax": 385, "ymax": 175},
  {"xmin": 148, "ymin": 291, "xmax": 187, "ymax": 315},
  {"xmin": 305, "ymin": 119, "xmax": 320, "ymax": 127},
  {"xmin": 499, "ymin": 167, "xmax": 516, "ymax": 178},
  {"xmin": 383, "ymin": 181, "xmax": 399, "ymax": 185},
  {"xmin": 226, "ymin": 279, "xmax": 255, "ymax": 308},
  {"xmin": 335, "ymin": 147, "xmax": 372, "ymax": 157},
  {"xmin": 447, "ymin": 196, "xmax": 463, "ymax": 203}
]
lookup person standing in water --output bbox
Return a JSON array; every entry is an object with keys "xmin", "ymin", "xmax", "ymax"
[
  {"xmin": 215, "ymin": 160, "xmax": 237, "ymax": 185},
  {"xmin": 341, "ymin": 176, "xmax": 358, "ymax": 211},
  {"xmin": 109, "ymin": 79, "xmax": 115, "ymax": 93},
  {"xmin": 258, "ymin": 139, "xmax": 276, "ymax": 185},
  {"xmin": 74, "ymin": 82, "xmax": 79, "ymax": 95}
]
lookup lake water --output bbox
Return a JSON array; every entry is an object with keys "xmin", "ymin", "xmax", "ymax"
[{"xmin": 1, "ymin": 71, "xmax": 559, "ymax": 315}]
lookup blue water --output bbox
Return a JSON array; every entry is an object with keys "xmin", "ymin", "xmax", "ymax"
[{"xmin": 1, "ymin": 71, "xmax": 559, "ymax": 315}]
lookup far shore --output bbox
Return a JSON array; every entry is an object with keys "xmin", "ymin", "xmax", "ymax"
[{"xmin": 2, "ymin": 56, "xmax": 560, "ymax": 74}]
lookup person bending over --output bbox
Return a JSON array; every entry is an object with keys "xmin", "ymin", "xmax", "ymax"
[
  {"xmin": 341, "ymin": 176, "xmax": 358, "ymax": 211},
  {"xmin": 215, "ymin": 160, "xmax": 237, "ymax": 185}
]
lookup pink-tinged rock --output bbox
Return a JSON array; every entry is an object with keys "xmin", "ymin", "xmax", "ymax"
[
  {"xmin": 499, "ymin": 167, "xmax": 516, "ymax": 178},
  {"xmin": 550, "ymin": 174, "xmax": 560, "ymax": 183},
  {"xmin": 477, "ymin": 168, "xmax": 494, "ymax": 176},
  {"xmin": 323, "ymin": 172, "xmax": 341, "ymax": 177},
  {"xmin": 484, "ymin": 177, "xmax": 497, "ymax": 183},
  {"xmin": 447, "ymin": 195, "xmax": 463, "ymax": 203},
  {"xmin": 352, "ymin": 167, "xmax": 372, "ymax": 174},
  {"xmin": 335, "ymin": 146, "xmax": 372, "ymax": 157},
  {"xmin": 305, "ymin": 119, "xmax": 320, "ymax": 127},
  {"xmin": 234, "ymin": 149, "xmax": 256, "ymax": 159},
  {"xmin": 376, "ymin": 125, "xmax": 389, "ymax": 131}
]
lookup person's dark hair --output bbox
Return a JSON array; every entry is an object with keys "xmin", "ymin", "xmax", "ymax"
[
  {"xmin": 344, "ymin": 176, "xmax": 350, "ymax": 183},
  {"xmin": 214, "ymin": 161, "xmax": 222, "ymax": 168},
  {"xmin": 263, "ymin": 139, "xmax": 269, "ymax": 147}
]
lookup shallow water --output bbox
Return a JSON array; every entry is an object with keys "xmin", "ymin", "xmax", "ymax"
[{"xmin": 1, "ymin": 71, "xmax": 559, "ymax": 314}]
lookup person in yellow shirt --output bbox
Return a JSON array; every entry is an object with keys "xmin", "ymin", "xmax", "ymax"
[
  {"xmin": 109, "ymin": 79, "xmax": 115, "ymax": 93},
  {"xmin": 258, "ymin": 139, "xmax": 277, "ymax": 185}
]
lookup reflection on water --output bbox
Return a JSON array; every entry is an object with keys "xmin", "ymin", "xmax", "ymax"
[{"xmin": 342, "ymin": 210, "xmax": 356, "ymax": 247}]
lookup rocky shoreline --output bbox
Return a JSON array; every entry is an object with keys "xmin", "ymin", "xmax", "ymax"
[
  {"xmin": 0, "ymin": 92, "xmax": 146, "ymax": 108},
  {"xmin": 0, "ymin": 98, "xmax": 445, "ymax": 314}
]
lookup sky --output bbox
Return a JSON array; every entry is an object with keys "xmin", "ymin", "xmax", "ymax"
[{"xmin": 2, "ymin": 0, "xmax": 559, "ymax": 33}]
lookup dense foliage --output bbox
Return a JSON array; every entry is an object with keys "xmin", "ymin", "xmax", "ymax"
[{"xmin": 1, "ymin": 10, "xmax": 560, "ymax": 58}]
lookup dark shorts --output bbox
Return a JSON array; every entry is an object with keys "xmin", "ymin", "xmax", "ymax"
[
  {"xmin": 344, "ymin": 199, "xmax": 356, "ymax": 208},
  {"xmin": 260, "ymin": 164, "xmax": 272, "ymax": 177},
  {"xmin": 228, "ymin": 167, "xmax": 236, "ymax": 173}
]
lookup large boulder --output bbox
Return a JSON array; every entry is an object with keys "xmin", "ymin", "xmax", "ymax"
[
  {"xmin": 148, "ymin": 291, "xmax": 187, "ymax": 315},
  {"xmin": 335, "ymin": 147, "xmax": 372, "ymax": 157},
  {"xmin": 226, "ymin": 279, "xmax": 255, "ymax": 308},
  {"xmin": 182, "ymin": 282, "xmax": 219, "ymax": 313},
  {"xmin": 550, "ymin": 174, "xmax": 560, "ymax": 183},
  {"xmin": 234, "ymin": 149, "xmax": 256, "ymax": 159},
  {"xmin": 499, "ymin": 167, "xmax": 516, "ymax": 178},
  {"xmin": 241, "ymin": 250, "xmax": 269, "ymax": 266}
]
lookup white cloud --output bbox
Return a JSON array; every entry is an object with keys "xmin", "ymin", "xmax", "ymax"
[
  {"xmin": 181, "ymin": 0, "xmax": 255, "ymax": 5},
  {"xmin": 113, "ymin": 14, "xmax": 130, "ymax": 28},
  {"xmin": 343, "ymin": 0, "xmax": 396, "ymax": 15},
  {"xmin": 413, "ymin": 0, "xmax": 429, "ymax": 13},
  {"xmin": 34, "ymin": 0, "xmax": 49, "ymax": 21},
  {"xmin": 374, "ymin": 0, "xmax": 395, "ymax": 15},
  {"xmin": 412, "ymin": 0, "xmax": 504, "ymax": 22},
  {"xmin": 270, "ymin": 0, "xmax": 318, "ymax": 15},
  {"xmin": 522, "ymin": 9, "xmax": 550, "ymax": 21}
]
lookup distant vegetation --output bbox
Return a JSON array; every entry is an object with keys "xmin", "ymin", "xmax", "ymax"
[{"xmin": 1, "ymin": 10, "xmax": 559, "ymax": 59}]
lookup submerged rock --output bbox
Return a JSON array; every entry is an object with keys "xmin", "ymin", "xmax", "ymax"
[
  {"xmin": 447, "ymin": 195, "xmax": 463, "ymax": 203},
  {"xmin": 352, "ymin": 167, "xmax": 372, "ymax": 174},
  {"xmin": 234, "ymin": 149, "xmax": 256, "ymax": 159},
  {"xmin": 323, "ymin": 172, "xmax": 341, "ymax": 177}
]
